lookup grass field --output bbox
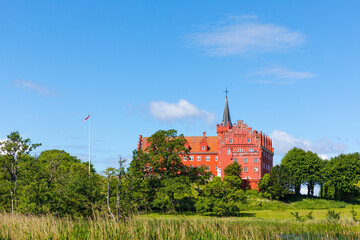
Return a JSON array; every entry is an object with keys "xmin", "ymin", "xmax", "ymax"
[{"xmin": 1, "ymin": 207, "xmax": 360, "ymax": 240}]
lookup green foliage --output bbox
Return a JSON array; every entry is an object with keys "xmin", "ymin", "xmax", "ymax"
[
  {"xmin": 292, "ymin": 198, "xmax": 347, "ymax": 209},
  {"xmin": 258, "ymin": 166, "xmax": 288, "ymax": 200},
  {"xmin": 303, "ymin": 151, "xmax": 322, "ymax": 196},
  {"xmin": 327, "ymin": 210, "xmax": 341, "ymax": 222},
  {"xmin": 195, "ymin": 177, "xmax": 246, "ymax": 216},
  {"xmin": 281, "ymin": 147, "xmax": 306, "ymax": 195},
  {"xmin": 290, "ymin": 211, "xmax": 305, "ymax": 222},
  {"xmin": 324, "ymin": 153, "xmax": 360, "ymax": 200},
  {"xmin": 224, "ymin": 161, "xmax": 242, "ymax": 177},
  {"xmin": 351, "ymin": 207, "xmax": 358, "ymax": 222},
  {"xmin": 128, "ymin": 129, "xmax": 211, "ymax": 212},
  {"xmin": 0, "ymin": 131, "xmax": 41, "ymax": 214},
  {"xmin": 290, "ymin": 211, "xmax": 313, "ymax": 221}
]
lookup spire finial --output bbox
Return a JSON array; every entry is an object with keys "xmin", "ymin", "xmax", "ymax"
[{"xmin": 221, "ymin": 88, "xmax": 232, "ymax": 127}]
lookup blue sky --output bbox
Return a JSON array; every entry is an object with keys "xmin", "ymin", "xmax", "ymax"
[{"xmin": 1, "ymin": 1, "xmax": 360, "ymax": 171}]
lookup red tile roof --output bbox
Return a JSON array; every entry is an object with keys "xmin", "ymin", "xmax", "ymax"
[{"xmin": 139, "ymin": 136, "xmax": 218, "ymax": 153}]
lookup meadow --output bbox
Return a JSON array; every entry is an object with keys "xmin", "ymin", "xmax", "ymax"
[{"xmin": 1, "ymin": 205, "xmax": 359, "ymax": 240}]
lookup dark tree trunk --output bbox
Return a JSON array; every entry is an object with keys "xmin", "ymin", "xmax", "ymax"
[
  {"xmin": 295, "ymin": 185, "xmax": 301, "ymax": 195},
  {"xmin": 320, "ymin": 184, "xmax": 323, "ymax": 198},
  {"xmin": 324, "ymin": 186, "xmax": 328, "ymax": 198},
  {"xmin": 334, "ymin": 187, "xmax": 338, "ymax": 199}
]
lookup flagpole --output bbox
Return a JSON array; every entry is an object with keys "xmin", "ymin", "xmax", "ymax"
[{"xmin": 89, "ymin": 115, "xmax": 91, "ymax": 178}]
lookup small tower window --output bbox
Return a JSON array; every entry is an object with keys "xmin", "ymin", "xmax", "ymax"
[
  {"xmin": 227, "ymin": 149, "xmax": 230, "ymax": 155},
  {"xmin": 215, "ymin": 156, "xmax": 218, "ymax": 161},
  {"xmin": 247, "ymin": 138, "xmax": 251, "ymax": 143},
  {"xmin": 202, "ymin": 146, "xmax": 205, "ymax": 150},
  {"xmin": 230, "ymin": 139, "xmax": 233, "ymax": 143}
]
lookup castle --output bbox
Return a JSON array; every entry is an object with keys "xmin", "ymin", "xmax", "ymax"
[{"xmin": 138, "ymin": 95, "xmax": 274, "ymax": 189}]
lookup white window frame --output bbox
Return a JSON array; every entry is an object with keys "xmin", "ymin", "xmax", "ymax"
[
  {"xmin": 205, "ymin": 165, "xmax": 210, "ymax": 171},
  {"xmin": 197, "ymin": 156, "xmax": 201, "ymax": 161},
  {"xmin": 254, "ymin": 158, "xmax": 258, "ymax": 163},
  {"xmin": 215, "ymin": 156, "xmax": 218, "ymax": 161},
  {"xmin": 244, "ymin": 158, "xmax": 248, "ymax": 163},
  {"xmin": 183, "ymin": 156, "xmax": 187, "ymax": 161},
  {"xmin": 244, "ymin": 167, "xmax": 248, "ymax": 172},
  {"xmin": 206, "ymin": 156, "xmax": 210, "ymax": 161},
  {"xmin": 247, "ymin": 138, "xmax": 251, "ymax": 143},
  {"xmin": 239, "ymin": 148, "xmax": 243, "ymax": 152},
  {"xmin": 202, "ymin": 146, "xmax": 205, "ymax": 150},
  {"xmin": 190, "ymin": 156, "xmax": 194, "ymax": 161},
  {"xmin": 254, "ymin": 167, "xmax": 258, "ymax": 172},
  {"xmin": 249, "ymin": 148, "xmax": 254, "ymax": 152}
]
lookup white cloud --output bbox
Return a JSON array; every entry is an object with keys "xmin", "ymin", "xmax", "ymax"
[
  {"xmin": 149, "ymin": 99, "xmax": 216, "ymax": 124},
  {"xmin": 189, "ymin": 16, "xmax": 305, "ymax": 56},
  {"xmin": 14, "ymin": 80, "xmax": 53, "ymax": 96},
  {"xmin": 255, "ymin": 67, "xmax": 315, "ymax": 79},
  {"xmin": 270, "ymin": 129, "xmax": 346, "ymax": 156}
]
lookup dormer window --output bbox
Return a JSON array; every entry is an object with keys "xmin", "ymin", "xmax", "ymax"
[{"xmin": 202, "ymin": 146, "xmax": 205, "ymax": 150}]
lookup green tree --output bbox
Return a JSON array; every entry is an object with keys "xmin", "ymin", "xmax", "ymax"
[
  {"xmin": 195, "ymin": 177, "xmax": 246, "ymax": 216},
  {"xmin": 281, "ymin": 148, "xmax": 306, "ymax": 195},
  {"xmin": 325, "ymin": 153, "xmax": 360, "ymax": 200},
  {"xmin": 145, "ymin": 129, "xmax": 190, "ymax": 177},
  {"xmin": 19, "ymin": 149, "xmax": 103, "ymax": 217},
  {"xmin": 129, "ymin": 129, "xmax": 211, "ymax": 212},
  {"xmin": 258, "ymin": 166, "xmax": 288, "ymax": 200},
  {"xmin": 0, "ymin": 131, "xmax": 41, "ymax": 214},
  {"xmin": 304, "ymin": 151, "xmax": 322, "ymax": 196},
  {"xmin": 224, "ymin": 161, "xmax": 242, "ymax": 177}
]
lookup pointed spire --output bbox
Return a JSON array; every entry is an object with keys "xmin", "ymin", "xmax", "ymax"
[{"xmin": 222, "ymin": 89, "xmax": 232, "ymax": 127}]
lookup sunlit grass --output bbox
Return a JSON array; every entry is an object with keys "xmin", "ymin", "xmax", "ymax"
[{"xmin": 1, "ymin": 211, "xmax": 360, "ymax": 240}]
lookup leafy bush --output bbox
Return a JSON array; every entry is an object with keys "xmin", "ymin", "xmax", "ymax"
[{"xmin": 327, "ymin": 210, "xmax": 341, "ymax": 222}]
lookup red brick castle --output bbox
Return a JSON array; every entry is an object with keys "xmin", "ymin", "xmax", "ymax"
[{"xmin": 138, "ymin": 95, "xmax": 274, "ymax": 189}]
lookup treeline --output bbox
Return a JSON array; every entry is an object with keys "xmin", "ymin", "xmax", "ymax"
[
  {"xmin": 1, "ymin": 130, "xmax": 360, "ymax": 218},
  {"xmin": 0, "ymin": 130, "xmax": 246, "ymax": 218},
  {"xmin": 259, "ymin": 148, "xmax": 360, "ymax": 201}
]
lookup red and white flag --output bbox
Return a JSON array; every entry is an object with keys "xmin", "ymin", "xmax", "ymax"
[{"xmin": 83, "ymin": 114, "xmax": 90, "ymax": 121}]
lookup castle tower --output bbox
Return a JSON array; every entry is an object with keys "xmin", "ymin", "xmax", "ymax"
[{"xmin": 216, "ymin": 94, "xmax": 274, "ymax": 189}]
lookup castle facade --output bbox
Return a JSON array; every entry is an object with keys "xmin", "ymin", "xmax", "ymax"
[{"xmin": 138, "ymin": 96, "xmax": 274, "ymax": 189}]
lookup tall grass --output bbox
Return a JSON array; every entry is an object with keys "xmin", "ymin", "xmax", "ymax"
[{"xmin": 0, "ymin": 213, "xmax": 359, "ymax": 239}]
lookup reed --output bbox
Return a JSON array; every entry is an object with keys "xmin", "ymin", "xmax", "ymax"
[{"xmin": 0, "ymin": 213, "xmax": 359, "ymax": 239}]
